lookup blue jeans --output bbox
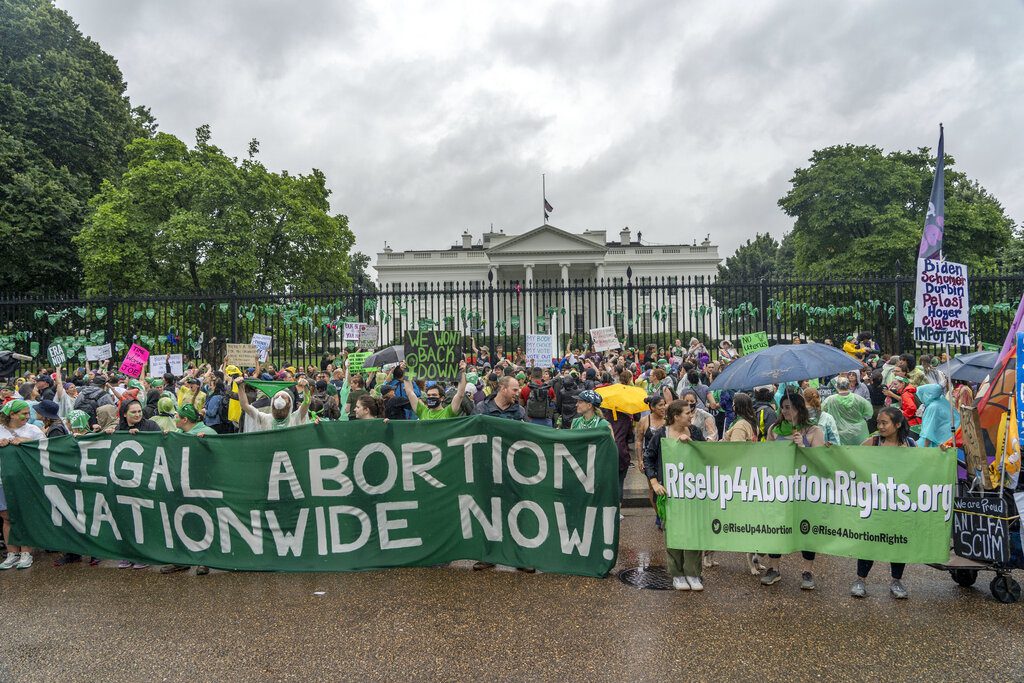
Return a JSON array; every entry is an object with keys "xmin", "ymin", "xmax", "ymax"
[{"xmin": 527, "ymin": 417, "xmax": 552, "ymax": 427}]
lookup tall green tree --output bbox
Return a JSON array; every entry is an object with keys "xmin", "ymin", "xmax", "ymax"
[
  {"xmin": 778, "ymin": 144, "xmax": 1015, "ymax": 278},
  {"xmin": 0, "ymin": 0, "xmax": 153, "ymax": 291},
  {"xmin": 74, "ymin": 127, "xmax": 356, "ymax": 295},
  {"xmin": 712, "ymin": 233, "xmax": 785, "ymax": 308}
]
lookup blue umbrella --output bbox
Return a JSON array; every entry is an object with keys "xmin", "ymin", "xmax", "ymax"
[
  {"xmin": 709, "ymin": 343, "xmax": 864, "ymax": 391},
  {"xmin": 934, "ymin": 351, "xmax": 997, "ymax": 384}
]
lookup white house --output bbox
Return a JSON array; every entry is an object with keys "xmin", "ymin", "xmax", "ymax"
[
  {"xmin": 374, "ymin": 224, "xmax": 722, "ymax": 339},
  {"xmin": 376, "ymin": 224, "xmax": 720, "ymax": 285}
]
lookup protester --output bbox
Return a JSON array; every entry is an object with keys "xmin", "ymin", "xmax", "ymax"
[
  {"xmin": 353, "ymin": 393, "xmax": 385, "ymax": 419},
  {"xmin": 680, "ymin": 389, "xmax": 718, "ymax": 441},
  {"xmin": 106, "ymin": 399, "xmax": 162, "ymax": 435},
  {"xmin": 853, "ymin": 407, "xmax": 916, "ymax": 599},
  {"xmin": 151, "ymin": 396, "xmax": 178, "ymax": 433},
  {"xmin": 635, "ymin": 394, "xmax": 667, "ymax": 529},
  {"xmin": 644, "ymin": 399, "xmax": 705, "ymax": 590},
  {"xmin": 238, "ymin": 379, "xmax": 311, "ymax": 432},
  {"xmin": 802, "ymin": 388, "xmax": 840, "ymax": 445},
  {"xmin": 0, "ymin": 399, "xmax": 42, "ymax": 569},
  {"xmin": 821, "ymin": 377, "xmax": 873, "ymax": 445},
  {"xmin": 406, "ymin": 361, "xmax": 467, "ymax": 419},
  {"xmin": 917, "ymin": 384, "xmax": 959, "ymax": 448},
  {"xmin": 474, "ymin": 376, "xmax": 525, "ymax": 420},
  {"xmin": 762, "ymin": 391, "xmax": 823, "ymax": 589}
]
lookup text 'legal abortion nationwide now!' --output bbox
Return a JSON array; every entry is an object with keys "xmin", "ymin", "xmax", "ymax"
[
  {"xmin": 1, "ymin": 417, "xmax": 621, "ymax": 577},
  {"xmin": 662, "ymin": 441, "xmax": 956, "ymax": 563}
]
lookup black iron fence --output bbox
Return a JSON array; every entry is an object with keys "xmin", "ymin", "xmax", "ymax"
[{"xmin": 2, "ymin": 269, "xmax": 1022, "ymax": 373}]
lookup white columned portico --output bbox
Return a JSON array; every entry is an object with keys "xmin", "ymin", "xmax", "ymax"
[{"xmin": 596, "ymin": 264, "xmax": 605, "ymax": 282}]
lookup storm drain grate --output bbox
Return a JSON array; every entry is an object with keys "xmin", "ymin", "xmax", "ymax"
[{"xmin": 617, "ymin": 565, "xmax": 675, "ymax": 590}]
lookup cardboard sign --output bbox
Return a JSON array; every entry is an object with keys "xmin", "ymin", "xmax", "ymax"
[
  {"xmin": 404, "ymin": 330, "xmax": 463, "ymax": 380},
  {"xmin": 48, "ymin": 344, "xmax": 66, "ymax": 366},
  {"xmin": 149, "ymin": 354, "xmax": 168, "ymax": 377},
  {"xmin": 225, "ymin": 343, "xmax": 258, "ymax": 367},
  {"xmin": 739, "ymin": 331, "xmax": 769, "ymax": 355},
  {"xmin": 168, "ymin": 353, "xmax": 184, "ymax": 376},
  {"xmin": 525, "ymin": 334, "xmax": 554, "ymax": 368},
  {"xmin": 343, "ymin": 322, "xmax": 365, "ymax": 342},
  {"xmin": 251, "ymin": 333, "xmax": 272, "ymax": 362},
  {"xmin": 913, "ymin": 258, "xmax": 970, "ymax": 345},
  {"xmin": 960, "ymin": 405, "xmax": 991, "ymax": 489},
  {"xmin": 589, "ymin": 326, "xmax": 620, "ymax": 352},
  {"xmin": 953, "ymin": 491, "xmax": 1013, "ymax": 563},
  {"xmin": 85, "ymin": 343, "xmax": 112, "ymax": 362},
  {"xmin": 119, "ymin": 344, "xmax": 149, "ymax": 379},
  {"xmin": 359, "ymin": 325, "xmax": 379, "ymax": 345}
]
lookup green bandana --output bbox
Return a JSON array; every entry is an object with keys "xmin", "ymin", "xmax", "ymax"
[{"xmin": 1, "ymin": 399, "xmax": 29, "ymax": 415}]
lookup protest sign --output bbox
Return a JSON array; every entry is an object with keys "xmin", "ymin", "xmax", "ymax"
[
  {"xmin": 251, "ymin": 334, "xmax": 272, "ymax": 362},
  {"xmin": 225, "ymin": 343, "xmax": 258, "ymax": 367},
  {"xmin": 739, "ymin": 331, "xmax": 769, "ymax": 355},
  {"xmin": 119, "ymin": 344, "xmax": 149, "ymax": 379},
  {"xmin": 913, "ymin": 258, "xmax": 970, "ymax": 345},
  {"xmin": 359, "ymin": 325, "xmax": 379, "ymax": 346},
  {"xmin": 1, "ymin": 417, "xmax": 620, "ymax": 577},
  {"xmin": 953, "ymin": 490, "xmax": 1013, "ymax": 563},
  {"xmin": 347, "ymin": 351, "xmax": 374, "ymax": 375},
  {"xmin": 589, "ymin": 326, "xmax": 620, "ymax": 352},
  {"xmin": 85, "ymin": 343, "xmax": 112, "ymax": 362},
  {"xmin": 662, "ymin": 441, "xmax": 955, "ymax": 563},
  {"xmin": 343, "ymin": 322, "xmax": 366, "ymax": 342},
  {"xmin": 149, "ymin": 354, "xmax": 167, "ymax": 377},
  {"xmin": 168, "ymin": 354, "xmax": 184, "ymax": 376},
  {"xmin": 48, "ymin": 344, "xmax": 66, "ymax": 366},
  {"xmin": 960, "ymin": 405, "xmax": 991, "ymax": 489},
  {"xmin": 404, "ymin": 330, "xmax": 463, "ymax": 379},
  {"xmin": 525, "ymin": 334, "xmax": 554, "ymax": 368}
]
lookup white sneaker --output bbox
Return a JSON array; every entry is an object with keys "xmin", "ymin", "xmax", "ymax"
[
  {"xmin": 687, "ymin": 576, "xmax": 704, "ymax": 591},
  {"xmin": 15, "ymin": 552, "xmax": 32, "ymax": 569},
  {"xmin": 0, "ymin": 553, "xmax": 18, "ymax": 570},
  {"xmin": 672, "ymin": 576, "xmax": 690, "ymax": 590}
]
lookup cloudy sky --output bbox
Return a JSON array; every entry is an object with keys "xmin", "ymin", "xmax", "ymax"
[{"xmin": 58, "ymin": 0, "xmax": 1024, "ymax": 271}]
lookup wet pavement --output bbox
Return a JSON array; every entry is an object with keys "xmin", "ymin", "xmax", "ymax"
[{"xmin": 0, "ymin": 507, "xmax": 1021, "ymax": 682}]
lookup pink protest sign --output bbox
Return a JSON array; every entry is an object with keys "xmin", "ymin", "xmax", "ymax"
[{"xmin": 119, "ymin": 343, "xmax": 150, "ymax": 378}]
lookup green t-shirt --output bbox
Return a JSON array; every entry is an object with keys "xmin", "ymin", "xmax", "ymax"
[
  {"xmin": 571, "ymin": 415, "xmax": 610, "ymax": 430},
  {"xmin": 184, "ymin": 423, "xmax": 217, "ymax": 436},
  {"xmin": 414, "ymin": 401, "xmax": 457, "ymax": 420}
]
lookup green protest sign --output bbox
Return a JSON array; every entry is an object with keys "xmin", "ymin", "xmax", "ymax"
[
  {"xmin": 661, "ymin": 441, "xmax": 955, "ymax": 563},
  {"xmin": 738, "ymin": 331, "xmax": 769, "ymax": 355},
  {"xmin": 404, "ymin": 330, "xmax": 463, "ymax": 379},
  {"xmin": 1, "ymin": 417, "xmax": 619, "ymax": 576},
  {"xmin": 347, "ymin": 351, "xmax": 376, "ymax": 375}
]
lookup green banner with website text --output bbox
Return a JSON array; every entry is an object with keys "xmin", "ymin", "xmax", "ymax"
[
  {"xmin": 662, "ymin": 441, "xmax": 955, "ymax": 563},
  {"xmin": 1, "ymin": 417, "xmax": 620, "ymax": 576}
]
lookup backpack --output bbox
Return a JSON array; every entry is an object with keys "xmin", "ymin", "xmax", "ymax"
[{"xmin": 526, "ymin": 382, "xmax": 551, "ymax": 419}]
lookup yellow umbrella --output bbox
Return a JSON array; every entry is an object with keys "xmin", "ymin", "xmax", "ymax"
[{"xmin": 595, "ymin": 384, "xmax": 650, "ymax": 419}]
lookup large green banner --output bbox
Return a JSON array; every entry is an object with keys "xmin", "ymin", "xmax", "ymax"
[
  {"xmin": 662, "ymin": 441, "xmax": 956, "ymax": 563},
  {"xmin": 0, "ymin": 416, "xmax": 620, "ymax": 577}
]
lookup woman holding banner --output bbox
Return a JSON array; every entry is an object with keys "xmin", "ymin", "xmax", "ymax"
[
  {"xmin": 761, "ymin": 391, "xmax": 824, "ymax": 590},
  {"xmin": 852, "ymin": 407, "xmax": 915, "ymax": 599},
  {"xmin": 0, "ymin": 399, "xmax": 43, "ymax": 569},
  {"xmin": 643, "ymin": 399, "xmax": 706, "ymax": 591}
]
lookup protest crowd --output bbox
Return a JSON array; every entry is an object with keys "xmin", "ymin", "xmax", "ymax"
[{"xmin": 0, "ymin": 327, "xmax": 987, "ymax": 600}]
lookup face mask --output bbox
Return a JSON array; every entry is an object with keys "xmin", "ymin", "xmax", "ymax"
[{"xmin": 425, "ymin": 396, "xmax": 441, "ymax": 408}]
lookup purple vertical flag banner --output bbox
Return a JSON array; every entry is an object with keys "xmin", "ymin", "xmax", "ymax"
[
  {"xmin": 918, "ymin": 124, "xmax": 945, "ymax": 260},
  {"xmin": 1016, "ymin": 332, "xmax": 1024, "ymax": 455}
]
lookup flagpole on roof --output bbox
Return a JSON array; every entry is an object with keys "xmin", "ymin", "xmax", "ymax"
[{"xmin": 542, "ymin": 173, "xmax": 547, "ymax": 224}]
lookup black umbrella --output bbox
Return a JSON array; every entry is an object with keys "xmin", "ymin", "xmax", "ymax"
[
  {"xmin": 362, "ymin": 345, "xmax": 404, "ymax": 368},
  {"xmin": 709, "ymin": 343, "xmax": 863, "ymax": 391},
  {"xmin": 935, "ymin": 351, "xmax": 997, "ymax": 384}
]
